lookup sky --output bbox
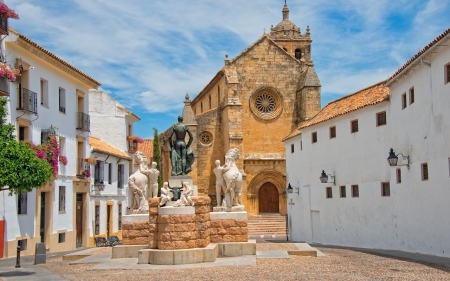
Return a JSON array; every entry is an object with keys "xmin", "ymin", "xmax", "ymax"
[{"xmin": 5, "ymin": 0, "xmax": 450, "ymax": 139}]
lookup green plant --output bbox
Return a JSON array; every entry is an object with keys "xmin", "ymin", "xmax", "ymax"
[
  {"xmin": 153, "ymin": 128, "xmax": 162, "ymax": 196},
  {"xmin": 0, "ymin": 97, "xmax": 52, "ymax": 194}
]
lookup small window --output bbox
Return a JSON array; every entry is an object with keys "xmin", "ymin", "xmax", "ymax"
[
  {"xmin": 351, "ymin": 120, "xmax": 358, "ymax": 133},
  {"xmin": 300, "ymin": 141, "xmax": 302, "ymax": 151},
  {"xmin": 40, "ymin": 79, "xmax": 48, "ymax": 107},
  {"xmin": 95, "ymin": 205, "xmax": 100, "ymax": 235},
  {"xmin": 351, "ymin": 185, "xmax": 359, "ymax": 197},
  {"xmin": 422, "ymin": 163, "xmax": 428, "ymax": 181},
  {"xmin": 94, "ymin": 161, "xmax": 105, "ymax": 186},
  {"xmin": 409, "ymin": 87, "xmax": 414, "ymax": 105},
  {"xmin": 18, "ymin": 192, "xmax": 27, "ymax": 214},
  {"xmin": 18, "ymin": 239, "xmax": 27, "ymax": 251},
  {"xmin": 326, "ymin": 187, "xmax": 332, "ymax": 198},
  {"xmin": 340, "ymin": 186, "xmax": 346, "ymax": 198},
  {"xmin": 209, "ymin": 95, "xmax": 212, "ymax": 110},
  {"xmin": 329, "ymin": 126, "xmax": 336, "ymax": 138},
  {"xmin": 312, "ymin": 132, "xmax": 317, "ymax": 143},
  {"xmin": 58, "ymin": 233, "xmax": 65, "ymax": 243},
  {"xmin": 118, "ymin": 164, "xmax": 125, "ymax": 189},
  {"xmin": 402, "ymin": 93, "xmax": 407, "ymax": 109},
  {"xmin": 59, "ymin": 88, "xmax": 66, "ymax": 113},
  {"xmin": 291, "ymin": 144, "xmax": 294, "ymax": 153},
  {"xmin": 396, "ymin": 168, "xmax": 401, "ymax": 184},
  {"xmin": 377, "ymin": 111, "xmax": 387, "ymax": 126},
  {"xmin": 59, "ymin": 136, "xmax": 66, "ymax": 156},
  {"xmin": 18, "ymin": 126, "xmax": 28, "ymax": 141},
  {"xmin": 118, "ymin": 203, "xmax": 122, "ymax": 230},
  {"xmin": 381, "ymin": 182, "xmax": 390, "ymax": 197},
  {"xmin": 201, "ymin": 102, "xmax": 203, "ymax": 113},
  {"xmin": 59, "ymin": 186, "xmax": 65, "ymax": 212},
  {"xmin": 108, "ymin": 163, "xmax": 112, "ymax": 184},
  {"xmin": 295, "ymin": 49, "xmax": 301, "ymax": 60},
  {"xmin": 446, "ymin": 64, "xmax": 450, "ymax": 84}
]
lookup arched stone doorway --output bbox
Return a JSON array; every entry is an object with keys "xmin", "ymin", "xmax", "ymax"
[{"xmin": 258, "ymin": 182, "xmax": 279, "ymax": 213}]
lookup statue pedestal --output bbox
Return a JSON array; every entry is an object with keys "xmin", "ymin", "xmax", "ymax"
[
  {"xmin": 169, "ymin": 175, "xmax": 198, "ymax": 196},
  {"xmin": 212, "ymin": 205, "xmax": 245, "ymax": 212},
  {"xmin": 210, "ymin": 211, "xmax": 248, "ymax": 243}
]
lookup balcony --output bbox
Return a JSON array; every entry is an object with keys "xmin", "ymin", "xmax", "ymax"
[
  {"xmin": 128, "ymin": 140, "xmax": 138, "ymax": 153},
  {"xmin": 17, "ymin": 87, "xmax": 38, "ymax": 114},
  {"xmin": 76, "ymin": 158, "xmax": 90, "ymax": 178},
  {"xmin": 0, "ymin": 15, "xmax": 8, "ymax": 35},
  {"xmin": 76, "ymin": 112, "xmax": 90, "ymax": 132}
]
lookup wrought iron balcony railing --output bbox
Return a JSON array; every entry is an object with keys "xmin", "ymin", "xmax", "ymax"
[
  {"xmin": 128, "ymin": 140, "xmax": 138, "ymax": 153},
  {"xmin": 17, "ymin": 87, "xmax": 38, "ymax": 114},
  {"xmin": 76, "ymin": 112, "xmax": 90, "ymax": 131},
  {"xmin": 59, "ymin": 105, "xmax": 66, "ymax": 113}
]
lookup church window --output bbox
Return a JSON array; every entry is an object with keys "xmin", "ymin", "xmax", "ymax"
[
  {"xmin": 295, "ymin": 49, "xmax": 301, "ymax": 60},
  {"xmin": 209, "ymin": 95, "xmax": 212, "ymax": 109},
  {"xmin": 376, "ymin": 111, "xmax": 386, "ymax": 126},
  {"xmin": 311, "ymin": 132, "xmax": 317, "ymax": 143},
  {"xmin": 249, "ymin": 87, "xmax": 283, "ymax": 120},
  {"xmin": 199, "ymin": 131, "xmax": 213, "ymax": 145},
  {"xmin": 401, "ymin": 93, "xmax": 407, "ymax": 109},
  {"xmin": 409, "ymin": 87, "xmax": 414, "ymax": 105},
  {"xmin": 201, "ymin": 102, "xmax": 203, "ymax": 113},
  {"xmin": 218, "ymin": 85, "xmax": 220, "ymax": 103},
  {"xmin": 351, "ymin": 120, "xmax": 358, "ymax": 133},
  {"xmin": 329, "ymin": 126, "xmax": 336, "ymax": 138}
]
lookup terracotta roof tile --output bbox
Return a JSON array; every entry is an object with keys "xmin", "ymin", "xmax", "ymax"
[
  {"xmin": 89, "ymin": 137, "xmax": 131, "ymax": 160},
  {"xmin": 299, "ymin": 81, "xmax": 389, "ymax": 130},
  {"xmin": 387, "ymin": 28, "xmax": 450, "ymax": 84},
  {"xmin": 138, "ymin": 139, "xmax": 153, "ymax": 164}
]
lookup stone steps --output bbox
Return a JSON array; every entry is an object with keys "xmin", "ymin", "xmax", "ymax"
[{"xmin": 248, "ymin": 214, "xmax": 287, "ymax": 235}]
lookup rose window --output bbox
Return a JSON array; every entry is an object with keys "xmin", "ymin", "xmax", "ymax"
[
  {"xmin": 199, "ymin": 131, "xmax": 213, "ymax": 145},
  {"xmin": 249, "ymin": 87, "xmax": 283, "ymax": 120},
  {"xmin": 255, "ymin": 93, "xmax": 275, "ymax": 114}
]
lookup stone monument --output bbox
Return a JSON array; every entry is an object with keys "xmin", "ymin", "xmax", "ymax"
[
  {"xmin": 173, "ymin": 182, "xmax": 195, "ymax": 207},
  {"xmin": 168, "ymin": 115, "xmax": 194, "ymax": 176},
  {"xmin": 128, "ymin": 151, "xmax": 150, "ymax": 212},
  {"xmin": 213, "ymin": 160, "xmax": 226, "ymax": 207},
  {"xmin": 159, "ymin": 182, "xmax": 171, "ymax": 207}
]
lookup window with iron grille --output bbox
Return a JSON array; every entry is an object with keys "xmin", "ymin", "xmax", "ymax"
[
  {"xmin": 329, "ymin": 126, "xmax": 336, "ymax": 138},
  {"xmin": 118, "ymin": 203, "xmax": 122, "ymax": 230},
  {"xmin": 422, "ymin": 163, "xmax": 428, "ymax": 181},
  {"xmin": 108, "ymin": 163, "xmax": 112, "ymax": 184},
  {"xmin": 351, "ymin": 120, "xmax": 358, "ymax": 133},
  {"xmin": 396, "ymin": 168, "xmax": 401, "ymax": 184},
  {"xmin": 59, "ymin": 186, "xmax": 65, "ymax": 212},
  {"xmin": 94, "ymin": 161, "xmax": 105, "ymax": 185},
  {"xmin": 409, "ymin": 87, "xmax": 415, "ymax": 105},
  {"xmin": 376, "ymin": 111, "xmax": 387, "ymax": 126},
  {"xmin": 95, "ymin": 205, "xmax": 100, "ymax": 235},
  {"xmin": 340, "ymin": 186, "xmax": 346, "ymax": 198},
  {"xmin": 59, "ymin": 87, "xmax": 66, "ymax": 113},
  {"xmin": 351, "ymin": 185, "xmax": 359, "ymax": 197},
  {"xmin": 402, "ymin": 93, "xmax": 407, "ymax": 109},
  {"xmin": 18, "ymin": 192, "xmax": 27, "ymax": 214},
  {"xmin": 326, "ymin": 187, "xmax": 332, "ymax": 198},
  {"xmin": 118, "ymin": 165, "xmax": 125, "ymax": 188},
  {"xmin": 312, "ymin": 132, "xmax": 317, "ymax": 143},
  {"xmin": 381, "ymin": 182, "xmax": 390, "ymax": 197}
]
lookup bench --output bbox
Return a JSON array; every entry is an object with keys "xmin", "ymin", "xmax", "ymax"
[
  {"xmin": 108, "ymin": 236, "xmax": 122, "ymax": 246},
  {"xmin": 94, "ymin": 237, "xmax": 110, "ymax": 247}
]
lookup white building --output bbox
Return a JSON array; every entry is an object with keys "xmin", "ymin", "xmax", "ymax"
[
  {"xmin": 284, "ymin": 28, "xmax": 450, "ymax": 257},
  {"xmin": 0, "ymin": 28, "xmax": 101, "ymax": 257},
  {"xmin": 88, "ymin": 90, "xmax": 140, "ymax": 245}
]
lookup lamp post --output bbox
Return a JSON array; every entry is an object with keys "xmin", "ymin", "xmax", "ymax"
[
  {"xmin": 319, "ymin": 170, "xmax": 335, "ymax": 185},
  {"xmin": 387, "ymin": 148, "xmax": 409, "ymax": 169}
]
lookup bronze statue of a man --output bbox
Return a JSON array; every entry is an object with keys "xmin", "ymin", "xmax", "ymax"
[{"xmin": 168, "ymin": 116, "xmax": 194, "ymax": 176}]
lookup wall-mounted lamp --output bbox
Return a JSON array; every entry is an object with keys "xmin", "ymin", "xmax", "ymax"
[
  {"xmin": 319, "ymin": 170, "xmax": 335, "ymax": 185},
  {"xmin": 287, "ymin": 183, "xmax": 299, "ymax": 194},
  {"xmin": 387, "ymin": 148, "xmax": 409, "ymax": 169}
]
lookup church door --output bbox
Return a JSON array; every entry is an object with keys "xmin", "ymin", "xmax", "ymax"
[{"xmin": 258, "ymin": 182, "xmax": 279, "ymax": 213}]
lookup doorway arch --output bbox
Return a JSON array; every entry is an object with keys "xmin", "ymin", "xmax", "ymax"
[
  {"xmin": 247, "ymin": 169, "xmax": 286, "ymax": 215},
  {"xmin": 258, "ymin": 182, "xmax": 279, "ymax": 213}
]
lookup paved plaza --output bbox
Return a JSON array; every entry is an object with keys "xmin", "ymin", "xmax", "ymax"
[{"xmin": 0, "ymin": 240, "xmax": 449, "ymax": 281}]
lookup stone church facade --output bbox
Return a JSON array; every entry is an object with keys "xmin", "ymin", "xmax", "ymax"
[{"xmin": 161, "ymin": 4, "xmax": 321, "ymax": 215}]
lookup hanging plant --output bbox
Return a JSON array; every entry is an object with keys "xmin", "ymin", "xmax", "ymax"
[
  {"xmin": 127, "ymin": 135, "xmax": 144, "ymax": 143},
  {"xmin": 0, "ymin": 63, "xmax": 20, "ymax": 82},
  {"xmin": 84, "ymin": 157, "xmax": 96, "ymax": 165},
  {"xmin": 83, "ymin": 169, "xmax": 91, "ymax": 178},
  {"xmin": 0, "ymin": 3, "xmax": 19, "ymax": 19},
  {"xmin": 59, "ymin": 155, "xmax": 68, "ymax": 166}
]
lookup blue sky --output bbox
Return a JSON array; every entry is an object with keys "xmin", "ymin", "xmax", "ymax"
[{"xmin": 6, "ymin": 0, "xmax": 450, "ymax": 139}]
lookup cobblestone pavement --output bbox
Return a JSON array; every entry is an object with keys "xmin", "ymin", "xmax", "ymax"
[{"xmin": 33, "ymin": 244, "xmax": 450, "ymax": 281}]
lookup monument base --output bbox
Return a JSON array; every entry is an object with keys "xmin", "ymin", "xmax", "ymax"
[
  {"xmin": 168, "ymin": 175, "xmax": 198, "ymax": 196},
  {"xmin": 212, "ymin": 205, "xmax": 245, "ymax": 212},
  {"xmin": 210, "ymin": 211, "xmax": 248, "ymax": 243}
]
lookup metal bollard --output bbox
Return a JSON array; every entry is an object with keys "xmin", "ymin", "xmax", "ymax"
[{"xmin": 15, "ymin": 246, "xmax": 21, "ymax": 268}]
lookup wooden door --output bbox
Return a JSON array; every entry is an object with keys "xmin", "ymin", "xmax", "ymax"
[
  {"xmin": 106, "ymin": 205, "xmax": 111, "ymax": 238},
  {"xmin": 40, "ymin": 193, "xmax": 46, "ymax": 243},
  {"xmin": 76, "ymin": 194, "xmax": 83, "ymax": 247},
  {"xmin": 258, "ymin": 182, "xmax": 279, "ymax": 213}
]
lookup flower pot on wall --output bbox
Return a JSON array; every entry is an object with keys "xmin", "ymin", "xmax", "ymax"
[
  {"xmin": 0, "ymin": 77, "xmax": 9, "ymax": 96},
  {"xmin": 0, "ymin": 16, "xmax": 7, "ymax": 35}
]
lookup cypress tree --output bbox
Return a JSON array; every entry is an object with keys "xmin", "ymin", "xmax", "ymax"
[{"xmin": 152, "ymin": 127, "xmax": 162, "ymax": 195}]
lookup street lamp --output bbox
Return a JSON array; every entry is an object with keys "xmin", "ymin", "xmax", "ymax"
[
  {"xmin": 287, "ymin": 183, "xmax": 299, "ymax": 194},
  {"xmin": 320, "ymin": 170, "xmax": 335, "ymax": 185},
  {"xmin": 387, "ymin": 148, "xmax": 409, "ymax": 169}
]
